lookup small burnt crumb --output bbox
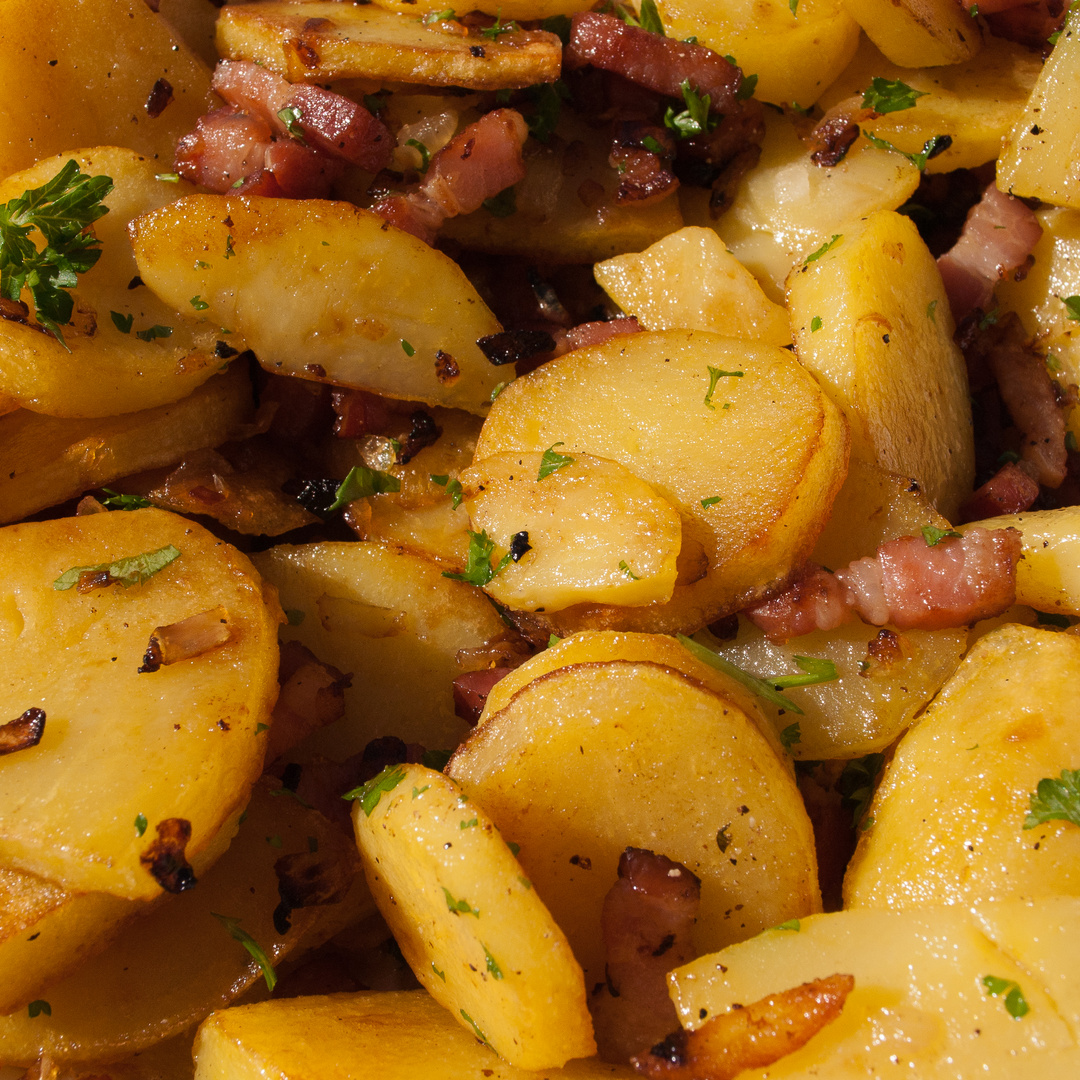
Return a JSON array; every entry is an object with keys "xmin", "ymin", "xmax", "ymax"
[
  {"xmin": 140, "ymin": 818, "xmax": 198, "ymax": 893},
  {"xmin": 138, "ymin": 637, "xmax": 163, "ymax": 674},
  {"xmin": 882, "ymin": 333, "xmax": 890, "ymax": 344},
  {"xmin": 217, "ymin": 719, "xmax": 231, "ymax": 731},
  {"xmin": 906, "ymin": 478, "xmax": 921, "ymax": 493},
  {"xmin": 652, "ymin": 933, "xmax": 675, "ymax": 957},
  {"xmin": 304, "ymin": 363, "xmax": 327, "ymax": 377},
  {"xmin": 281, "ymin": 761, "xmax": 304, "ymax": 791},
  {"xmin": 214, "ymin": 340, "xmax": 239, "ymax": 359},
  {"xmin": 0, "ymin": 708, "xmax": 46, "ymax": 756},
  {"xmin": 699, "ymin": 1008, "xmax": 708, "ymax": 1019},
  {"xmin": 646, "ymin": 1029, "xmax": 688, "ymax": 1066},
  {"xmin": 569, "ymin": 853, "xmax": 592, "ymax": 869},
  {"xmin": 398, "ymin": 409, "xmax": 441, "ymax": 463},
  {"xmin": 509, "ymin": 530, "xmax": 531, "ymax": 562},
  {"xmin": 469, "ymin": 44, "xmax": 485, "ymax": 57},
  {"xmin": 1031, "ymin": 124, "xmax": 1043, "ymax": 135},
  {"xmin": 127, "ymin": 275, "xmax": 144, "ymax": 290},
  {"xmin": 145, "ymin": 78, "xmax": 174, "ymax": 119},
  {"xmin": 290, "ymin": 477, "xmax": 342, "ymax": 518},
  {"xmin": 288, "ymin": 37, "xmax": 321, "ymax": 68},
  {"xmin": 434, "ymin": 349, "xmax": 461, "ymax": 384},
  {"xmin": 737, "ymin": 805, "xmax": 749, "ymax": 815},
  {"xmin": 925, "ymin": 134, "xmax": 952, "ymax": 161},
  {"xmin": 866, "ymin": 627, "xmax": 902, "ymax": 666},
  {"xmin": 716, "ymin": 824, "xmax": 731, "ymax": 852},
  {"xmin": 461, "ymin": 137, "xmax": 475, "ymax": 160},
  {"xmin": 476, "ymin": 329, "xmax": 556, "ymax": 366}
]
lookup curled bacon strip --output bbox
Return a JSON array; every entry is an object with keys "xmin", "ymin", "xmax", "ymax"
[
  {"xmin": 0, "ymin": 708, "xmax": 45, "ymax": 756},
  {"xmin": 745, "ymin": 527, "xmax": 1021, "ymax": 642}
]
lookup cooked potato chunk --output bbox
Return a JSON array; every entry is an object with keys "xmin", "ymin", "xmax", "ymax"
[
  {"xmin": 844, "ymin": 624, "xmax": 1080, "ymax": 909},
  {"xmin": 0, "ymin": 148, "xmax": 223, "ymax": 418},
  {"xmin": 474, "ymin": 329, "xmax": 847, "ymax": 636},
  {"xmin": 449, "ymin": 633, "xmax": 820, "ymax": 993},
  {"xmin": 216, "ymin": 2, "xmax": 560, "ymax": 90},
  {"xmin": 0, "ymin": 508, "xmax": 280, "ymax": 899},
  {"xmin": 353, "ymin": 764, "xmax": 595, "ymax": 1068},
  {"xmin": 840, "ymin": 0, "xmax": 982, "ymax": 66},
  {"xmin": 130, "ymin": 196, "xmax": 504, "ymax": 414},
  {"xmin": 371, "ymin": 0, "xmax": 596, "ymax": 20},
  {"xmin": 787, "ymin": 210, "xmax": 974, "ymax": 521}
]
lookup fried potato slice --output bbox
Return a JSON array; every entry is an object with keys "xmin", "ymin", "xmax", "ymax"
[
  {"xmin": 0, "ymin": 148, "xmax": 223, "ymax": 418},
  {"xmin": 371, "ymin": 0, "xmax": 596, "ymax": 21},
  {"xmin": 216, "ymin": 2, "xmax": 561, "ymax": 90},
  {"xmin": 353, "ymin": 763, "xmax": 595, "ymax": 1069},
  {"xmin": 130, "ymin": 196, "xmax": 504, "ymax": 414},
  {"xmin": 0, "ymin": 0, "xmax": 215, "ymax": 178},
  {"xmin": 840, "ymin": 0, "xmax": 982, "ymax": 66},
  {"xmin": 194, "ymin": 991, "xmax": 637, "ymax": 1080},
  {"xmin": 449, "ymin": 633, "xmax": 820, "ymax": 993},
  {"xmin": 0, "ymin": 364, "xmax": 253, "ymax": 527},
  {"xmin": 0, "ymin": 508, "xmax": 280, "ymax": 899}
]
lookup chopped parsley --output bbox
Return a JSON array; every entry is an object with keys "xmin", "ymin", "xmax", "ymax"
[
  {"xmin": 618, "ymin": 560, "xmax": 640, "ymax": 580},
  {"xmin": 277, "ymin": 105, "xmax": 306, "ymax": 143},
  {"xmin": 284, "ymin": 608, "xmax": 305, "ymax": 626},
  {"xmin": 1062, "ymin": 295, "xmax": 1080, "ymax": 322},
  {"xmin": 484, "ymin": 945, "xmax": 504, "ymax": 979},
  {"xmin": 422, "ymin": 8, "xmax": 456, "ymax": 22},
  {"xmin": 211, "ymin": 913, "xmax": 277, "ymax": 991},
  {"xmin": 460, "ymin": 817, "xmax": 478, "ymax": 829},
  {"xmin": 921, "ymin": 525, "xmax": 962, "ymax": 546},
  {"xmin": 442, "ymin": 886, "xmax": 480, "ymax": 917},
  {"xmin": 327, "ymin": 465, "xmax": 401, "ymax": 511},
  {"xmin": 442, "ymin": 529, "xmax": 511, "ymax": 587},
  {"xmin": 704, "ymin": 366, "xmax": 743, "ymax": 409},
  {"xmin": 863, "ymin": 131, "xmax": 952, "ymax": 170},
  {"xmin": 406, "ymin": 138, "xmax": 431, "ymax": 173},
  {"xmin": 224, "ymin": 234, "xmax": 236, "ymax": 259},
  {"xmin": 135, "ymin": 324, "xmax": 172, "ymax": 342},
  {"xmin": 412, "ymin": 784, "xmax": 429, "ymax": 799},
  {"xmin": 189, "ymin": 295, "xmax": 209, "ymax": 310},
  {"xmin": 838, "ymin": 753, "xmax": 885, "ymax": 827},
  {"xmin": 430, "ymin": 473, "xmax": 465, "ymax": 509},
  {"xmin": 110, "ymin": 311, "xmax": 134, "ymax": 334},
  {"xmin": 460, "ymin": 1008, "xmax": 490, "ymax": 1045},
  {"xmin": 538, "ymin": 441, "xmax": 574, "ymax": 480},
  {"xmin": 100, "ymin": 488, "xmax": 152, "ymax": 510},
  {"xmin": 401, "ymin": 338, "xmax": 415, "ymax": 357},
  {"xmin": 525, "ymin": 81, "xmax": 569, "ymax": 143},
  {"xmin": 482, "ymin": 186, "xmax": 517, "ymax": 217},
  {"xmin": 810, "ymin": 316, "xmax": 822, "ymax": 332},
  {"xmin": 481, "ymin": 9, "xmax": 520, "ymax": 38},
  {"xmin": 53, "ymin": 544, "xmax": 180, "ymax": 591},
  {"xmin": 664, "ymin": 79, "xmax": 717, "ymax": 139},
  {"xmin": 0, "ymin": 159, "xmax": 113, "ymax": 349},
  {"xmin": 27, "ymin": 1000, "xmax": 51, "ymax": 1018},
  {"xmin": 135, "ymin": 813, "xmax": 148, "ymax": 836},
  {"xmin": 1023, "ymin": 768, "xmax": 1080, "ymax": 829},
  {"xmin": 628, "ymin": 0, "xmax": 666, "ymax": 34},
  {"xmin": 981, "ymin": 975, "xmax": 1029, "ymax": 1019},
  {"xmin": 979, "ymin": 306, "xmax": 1000, "ymax": 330},
  {"xmin": 789, "ymin": 0, "xmax": 798, "ymax": 12},
  {"xmin": 422, "ymin": 748, "xmax": 452, "ymax": 771},
  {"xmin": 861, "ymin": 77, "xmax": 927, "ymax": 114},
  {"xmin": 774, "ymin": 918, "xmax": 801, "ymax": 931},
  {"xmin": 780, "ymin": 722, "xmax": 802, "ymax": 749},
  {"xmin": 432, "ymin": 962, "xmax": 446, "ymax": 981},
  {"xmin": 343, "ymin": 764, "xmax": 407, "ymax": 816},
  {"xmin": 490, "ymin": 381, "xmax": 509, "ymax": 401},
  {"xmin": 701, "ymin": 495, "xmax": 722, "ymax": 508},
  {"xmin": 804, "ymin": 234, "xmax": 842, "ymax": 265},
  {"xmin": 927, "ymin": 299, "xmax": 938, "ymax": 323},
  {"xmin": 641, "ymin": 134, "xmax": 666, "ymax": 156}
]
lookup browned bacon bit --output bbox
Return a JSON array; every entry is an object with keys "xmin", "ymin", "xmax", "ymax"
[
  {"xmin": 453, "ymin": 668, "xmax": 514, "ymax": 725},
  {"xmin": 609, "ymin": 121, "xmax": 679, "ymax": 206},
  {"xmin": 138, "ymin": 606, "xmax": 232, "ymax": 674},
  {"xmin": 632, "ymin": 973, "xmax": 854, "ymax": 1078},
  {"xmin": 0, "ymin": 708, "xmax": 45, "ymax": 757},
  {"xmin": 175, "ymin": 106, "xmax": 275, "ymax": 192},
  {"xmin": 477, "ymin": 329, "xmax": 558, "ymax": 366},
  {"xmin": 273, "ymin": 847, "xmax": 356, "ymax": 933},
  {"xmin": 674, "ymin": 103, "xmax": 765, "ymax": 215},
  {"xmin": 145, "ymin": 77, "xmax": 173, "ymax": 119},
  {"xmin": 959, "ymin": 461, "xmax": 1041, "ymax": 522},
  {"xmin": 552, "ymin": 317, "xmax": 642, "ymax": 359},
  {"xmin": 566, "ymin": 13, "xmax": 742, "ymax": 113},
  {"xmin": 282, "ymin": 84, "xmax": 392, "ymax": 172},
  {"xmin": 76, "ymin": 568, "xmax": 116, "ymax": 593},
  {"xmin": 745, "ymin": 565, "xmax": 852, "ymax": 642},
  {"xmin": 592, "ymin": 848, "xmax": 702, "ymax": 1064},
  {"xmin": 265, "ymin": 641, "xmax": 352, "ymax": 764},
  {"xmin": 937, "ymin": 183, "xmax": 1042, "ymax": 325},
  {"xmin": 808, "ymin": 110, "xmax": 866, "ymax": 168},
  {"xmin": 140, "ymin": 817, "xmax": 197, "ymax": 893}
]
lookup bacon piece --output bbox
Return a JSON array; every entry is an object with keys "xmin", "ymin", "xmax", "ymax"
[
  {"xmin": 175, "ymin": 106, "xmax": 274, "ymax": 191},
  {"xmin": 286, "ymin": 84, "xmax": 392, "ymax": 172},
  {"xmin": 959, "ymin": 461, "xmax": 1041, "ymax": 522},
  {"xmin": 742, "ymin": 565, "xmax": 852, "ymax": 642},
  {"xmin": 592, "ymin": 848, "xmax": 702, "ymax": 1063},
  {"xmin": 610, "ymin": 121, "xmax": 679, "ymax": 206},
  {"xmin": 212, "ymin": 59, "xmax": 293, "ymax": 129},
  {"xmin": 985, "ymin": 2, "xmax": 1066, "ymax": 51},
  {"xmin": 453, "ymin": 667, "xmax": 513, "ymax": 724},
  {"xmin": 566, "ymin": 13, "xmax": 742, "ymax": 112},
  {"xmin": 262, "ymin": 138, "xmax": 343, "ymax": 198},
  {"xmin": 0, "ymin": 708, "xmax": 45, "ymax": 757},
  {"xmin": 676, "ymin": 103, "xmax": 765, "ymax": 214},
  {"xmin": 937, "ymin": 184, "xmax": 1042, "ymax": 324},
  {"xmin": 808, "ymin": 104, "xmax": 874, "ymax": 167},
  {"xmin": 553, "ymin": 317, "xmax": 641, "ymax": 357},
  {"xmin": 632, "ymin": 974, "xmax": 854, "ymax": 1079}
]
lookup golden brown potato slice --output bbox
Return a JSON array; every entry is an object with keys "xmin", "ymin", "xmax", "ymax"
[
  {"xmin": 0, "ymin": 364, "xmax": 253, "ymax": 527},
  {"xmin": 0, "ymin": 148, "xmax": 224, "ymax": 418},
  {"xmin": 251, "ymin": 542, "xmax": 512, "ymax": 758},
  {"xmin": 130, "ymin": 196, "xmax": 504, "ymax": 414},
  {"xmin": 668, "ymin": 902, "xmax": 1078, "ymax": 1078},
  {"xmin": 840, "ymin": 0, "xmax": 982, "ymax": 66},
  {"xmin": 371, "ymin": 0, "xmax": 595, "ymax": 20},
  {"xmin": 353, "ymin": 764, "xmax": 595, "ymax": 1068},
  {"xmin": 473, "ymin": 329, "xmax": 848, "ymax": 637},
  {"xmin": 0, "ymin": 508, "xmax": 280, "ymax": 899},
  {"xmin": 997, "ymin": 2, "xmax": 1080, "ymax": 209},
  {"xmin": 844, "ymin": 624, "xmax": 1080, "ymax": 910},
  {"xmin": 787, "ymin": 210, "xmax": 974, "ymax": 522},
  {"xmin": 593, "ymin": 228, "xmax": 791, "ymax": 347},
  {"xmin": 194, "ymin": 991, "xmax": 638, "ymax": 1080},
  {"xmin": 0, "ymin": 780, "xmax": 366, "ymax": 1065},
  {"xmin": 448, "ymin": 633, "xmax": 820, "ymax": 993},
  {"xmin": 0, "ymin": 0, "xmax": 215, "ymax": 178},
  {"xmin": 216, "ymin": 2, "xmax": 561, "ymax": 90}
]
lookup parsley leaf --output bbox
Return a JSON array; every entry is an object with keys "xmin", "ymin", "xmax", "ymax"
[
  {"xmin": 1062, "ymin": 295, "xmax": 1080, "ymax": 322},
  {"xmin": 701, "ymin": 495, "xmax": 722, "ymax": 508},
  {"xmin": 774, "ymin": 918, "xmax": 801, "ymax": 931},
  {"xmin": 780, "ymin": 722, "xmax": 802, "ymax": 749},
  {"xmin": 810, "ymin": 316, "xmax": 823, "ymax": 332},
  {"xmin": 430, "ymin": 473, "xmax": 465, "ymax": 509},
  {"xmin": 638, "ymin": 0, "xmax": 665, "ymax": 34},
  {"xmin": 921, "ymin": 525, "xmax": 963, "ymax": 546},
  {"xmin": 704, "ymin": 366, "xmax": 743, "ymax": 409},
  {"xmin": 678, "ymin": 636, "xmax": 806, "ymax": 714},
  {"xmin": 863, "ymin": 131, "xmax": 952, "ymax": 170},
  {"xmin": 641, "ymin": 134, "xmax": 666, "ymax": 155},
  {"xmin": 327, "ymin": 465, "xmax": 401, "ymax": 512},
  {"xmin": 53, "ymin": 544, "xmax": 180, "ymax": 591},
  {"xmin": 664, "ymin": 79, "xmax": 718, "ymax": 139},
  {"xmin": 134, "ymin": 812, "xmax": 148, "ymax": 836},
  {"xmin": 1023, "ymin": 768, "xmax": 1080, "ymax": 829},
  {"xmin": 981, "ymin": 975, "xmax": 1029, "ymax": 1019},
  {"xmin": 0, "ymin": 159, "xmax": 113, "ymax": 349},
  {"xmin": 484, "ymin": 945, "xmax": 504, "ymax": 979},
  {"xmin": 804, "ymin": 234, "xmax": 842, "ymax": 265},
  {"xmin": 110, "ymin": 311, "xmax": 133, "ymax": 334},
  {"xmin": 525, "ymin": 81, "xmax": 570, "ymax": 143},
  {"xmin": 343, "ymin": 764, "xmax": 407, "ymax": 816},
  {"xmin": 771, "ymin": 655, "xmax": 839, "ymax": 689},
  {"xmin": 100, "ymin": 488, "xmax": 152, "ymax": 511},
  {"xmin": 277, "ymin": 105, "xmax": 306, "ymax": 143},
  {"xmin": 211, "ymin": 913, "xmax": 277, "ymax": 991},
  {"xmin": 422, "ymin": 7, "xmax": 457, "ymax": 22},
  {"xmin": 538, "ymin": 442, "xmax": 574, "ymax": 480},
  {"xmin": 27, "ymin": 1000, "xmax": 51, "ymax": 1018},
  {"xmin": 442, "ymin": 529, "xmax": 511, "ymax": 587},
  {"xmin": 460, "ymin": 1008, "xmax": 490, "ymax": 1045},
  {"xmin": 838, "ymin": 753, "xmax": 885, "ymax": 827},
  {"xmin": 619, "ymin": 560, "xmax": 640, "ymax": 580},
  {"xmin": 861, "ymin": 77, "xmax": 927, "ymax": 114},
  {"xmin": 481, "ymin": 9, "xmax": 520, "ymax": 38},
  {"xmin": 135, "ymin": 324, "xmax": 172, "ymax": 342},
  {"xmin": 927, "ymin": 299, "xmax": 938, "ymax": 323},
  {"xmin": 442, "ymin": 886, "xmax": 480, "ymax": 917}
]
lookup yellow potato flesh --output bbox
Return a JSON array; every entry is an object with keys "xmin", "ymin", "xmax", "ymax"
[
  {"xmin": 0, "ymin": 148, "xmax": 222, "ymax": 418},
  {"xmin": 474, "ymin": 329, "xmax": 848, "ymax": 635},
  {"xmin": 668, "ymin": 901, "xmax": 1078, "ymax": 1077},
  {"xmin": 0, "ymin": 0, "xmax": 214, "ymax": 179},
  {"xmin": 354, "ymin": 764, "xmax": 595, "ymax": 1068},
  {"xmin": 251, "ymin": 542, "xmax": 510, "ymax": 759},
  {"xmin": 841, "ymin": 0, "xmax": 982, "ymax": 66},
  {"xmin": 449, "ymin": 646, "xmax": 820, "ymax": 992},
  {"xmin": 130, "ymin": 196, "xmax": 504, "ymax": 414},
  {"xmin": 997, "ymin": 3, "xmax": 1080, "ymax": 209},
  {"xmin": 216, "ymin": 2, "xmax": 560, "ymax": 90},
  {"xmin": 0, "ymin": 508, "xmax": 280, "ymax": 899},
  {"xmin": 593, "ymin": 227, "xmax": 791, "ymax": 346},
  {"xmin": 194, "ymin": 991, "xmax": 637, "ymax": 1080},
  {"xmin": 844, "ymin": 624, "xmax": 1080, "ymax": 910},
  {"xmin": 787, "ymin": 210, "xmax": 974, "ymax": 522},
  {"xmin": 462, "ymin": 451, "xmax": 683, "ymax": 612},
  {"xmin": 370, "ymin": 0, "xmax": 597, "ymax": 20}
]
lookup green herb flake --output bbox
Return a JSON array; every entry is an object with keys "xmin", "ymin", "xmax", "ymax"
[
  {"xmin": 701, "ymin": 495, "xmax": 722, "ymax": 508},
  {"xmin": 1023, "ymin": 768, "xmax": 1080, "ymax": 829},
  {"xmin": 430, "ymin": 473, "xmax": 464, "ymax": 509},
  {"xmin": 482, "ymin": 186, "xmax": 517, "ymax": 218},
  {"xmin": 704, "ymin": 365, "xmax": 743, "ymax": 409},
  {"xmin": 401, "ymin": 338, "xmax": 416, "ymax": 357},
  {"xmin": 774, "ymin": 918, "xmax": 801, "ymax": 931},
  {"xmin": 1047, "ymin": 353, "xmax": 1062, "ymax": 372},
  {"xmin": 982, "ymin": 975, "xmax": 1030, "ymax": 1019},
  {"xmin": 406, "ymin": 138, "xmax": 432, "ymax": 173},
  {"xmin": 921, "ymin": 525, "xmax": 963, "ymax": 546},
  {"xmin": 490, "ymin": 381, "xmax": 509, "ymax": 401},
  {"xmin": 677, "ymin": 635, "xmax": 807, "ymax": 714},
  {"xmin": 27, "ymin": 1000, "xmax": 51, "ymax": 1018},
  {"xmin": 212, "ymin": 913, "xmax": 278, "ymax": 991},
  {"xmin": 863, "ymin": 131, "xmax": 952, "ymax": 170},
  {"xmin": 507, "ymin": 840, "xmax": 521, "ymax": 856},
  {"xmin": 619, "ymin": 560, "xmax": 640, "ymax": 580},
  {"xmin": 110, "ymin": 311, "xmax": 134, "ymax": 334},
  {"xmin": 460, "ymin": 1008, "xmax": 490, "ymax": 1045},
  {"xmin": 135, "ymin": 324, "xmax": 172, "ymax": 342},
  {"xmin": 460, "ymin": 817, "xmax": 479, "ymax": 829},
  {"xmin": 538, "ymin": 442, "xmax": 574, "ymax": 480},
  {"xmin": 422, "ymin": 748, "xmax": 452, "ymax": 771},
  {"xmin": 100, "ymin": 488, "xmax": 151, "ymax": 510},
  {"xmin": 861, "ymin": 77, "xmax": 927, "ymax": 115},
  {"xmin": 789, "ymin": 0, "xmax": 798, "ymax": 12},
  {"xmin": 255, "ymin": 722, "xmax": 270, "ymax": 734},
  {"xmin": 422, "ymin": 7, "xmax": 456, "ymax": 22},
  {"xmin": 442, "ymin": 886, "xmax": 480, "ymax": 917},
  {"xmin": 224, "ymin": 234, "xmax": 236, "ymax": 260},
  {"xmin": 328, "ymin": 464, "xmax": 401, "ymax": 512},
  {"xmin": 135, "ymin": 813, "xmax": 148, "ymax": 836},
  {"xmin": 927, "ymin": 299, "xmax": 938, "ymax": 323},
  {"xmin": 481, "ymin": 9, "xmax": 520, "ymax": 38},
  {"xmin": 363, "ymin": 93, "xmax": 387, "ymax": 114},
  {"xmin": 780, "ymin": 722, "xmax": 802, "ymax": 750},
  {"xmin": 412, "ymin": 784, "xmax": 430, "ymax": 799},
  {"xmin": 284, "ymin": 608, "xmax": 306, "ymax": 626},
  {"xmin": 343, "ymin": 764, "xmax": 407, "ymax": 816},
  {"xmin": 771, "ymin": 655, "xmax": 839, "ymax": 689},
  {"xmin": 189, "ymin": 295, "xmax": 209, "ymax": 311},
  {"xmin": 638, "ymin": 0, "xmax": 665, "ymax": 34},
  {"xmin": 484, "ymin": 945, "xmax": 504, "ymax": 979},
  {"xmin": 664, "ymin": 79, "xmax": 717, "ymax": 139},
  {"xmin": 641, "ymin": 134, "xmax": 666, "ymax": 155},
  {"xmin": 810, "ymin": 316, "xmax": 822, "ymax": 332},
  {"xmin": 525, "ymin": 81, "xmax": 569, "ymax": 143},
  {"xmin": 432, "ymin": 962, "xmax": 446, "ymax": 981},
  {"xmin": 804, "ymin": 234, "xmax": 842, "ymax": 266},
  {"xmin": 442, "ymin": 529, "xmax": 511, "ymax": 587},
  {"xmin": 53, "ymin": 543, "xmax": 180, "ymax": 591},
  {"xmin": 979, "ymin": 305, "xmax": 1000, "ymax": 330},
  {"xmin": 277, "ymin": 105, "xmax": 306, "ymax": 143},
  {"xmin": 838, "ymin": 753, "xmax": 885, "ymax": 828},
  {"xmin": 1062, "ymin": 295, "xmax": 1080, "ymax": 322},
  {"xmin": 518, "ymin": 874, "xmax": 532, "ymax": 889}
]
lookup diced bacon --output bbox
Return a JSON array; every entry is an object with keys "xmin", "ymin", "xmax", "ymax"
[
  {"xmin": 370, "ymin": 193, "xmax": 445, "ymax": 246},
  {"xmin": 984, "ymin": 3, "xmax": 1067, "ymax": 50},
  {"xmin": 285, "ymin": 84, "xmax": 393, "ymax": 173},
  {"xmin": 959, "ymin": 461, "xmax": 1040, "ymax": 522},
  {"xmin": 212, "ymin": 59, "xmax": 293, "ymax": 132},
  {"xmin": 937, "ymin": 184, "xmax": 1042, "ymax": 324},
  {"xmin": 174, "ymin": 106, "xmax": 273, "ymax": 191},
  {"xmin": 262, "ymin": 138, "xmax": 343, "ymax": 198},
  {"xmin": 566, "ymin": 12, "xmax": 742, "ymax": 112},
  {"xmin": 807, "ymin": 102, "xmax": 875, "ymax": 167},
  {"xmin": 592, "ymin": 848, "xmax": 702, "ymax": 1063},
  {"xmin": 610, "ymin": 122, "xmax": 679, "ymax": 205},
  {"xmin": 742, "ymin": 565, "xmax": 853, "ymax": 641},
  {"xmin": 452, "ymin": 667, "xmax": 513, "ymax": 725},
  {"xmin": 553, "ymin": 316, "xmax": 642, "ymax": 357}
]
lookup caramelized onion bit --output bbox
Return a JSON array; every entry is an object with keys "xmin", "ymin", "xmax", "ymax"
[
  {"xmin": 632, "ymin": 973, "xmax": 855, "ymax": 1079},
  {"xmin": 139, "ymin": 817, "xmax": 198, "ymax": 893},
  {"xmin": 0, "ymin": 707, "xmax": 45, "ymax": 756},
  {"xmin": 138, "ymin": 605, "xmax": 232, "ymax": 673},
  {"xmin": 273, "ymin": 848, "xmax": 354, "ymax": 933}
]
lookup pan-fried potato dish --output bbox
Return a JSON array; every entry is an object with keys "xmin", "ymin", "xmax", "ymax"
[{"xmin": 1, "ymin": 1, "xmax": 1080, "ymax": 1079}]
